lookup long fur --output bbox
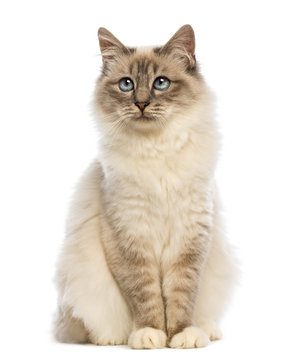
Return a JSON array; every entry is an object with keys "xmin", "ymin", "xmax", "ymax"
[{"xmin": 54, "ymin": 25, "xmax": 237, "ymax": 349}]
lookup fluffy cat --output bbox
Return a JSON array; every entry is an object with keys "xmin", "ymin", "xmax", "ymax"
[{"xmin": 54, "ymin": 24, "xmax": 237, "ymax": 349}]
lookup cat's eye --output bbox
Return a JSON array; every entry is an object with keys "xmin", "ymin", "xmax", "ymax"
[
  {"xmin": 119, "ymin": 77, "xmax": 134, "ymax": 92},
  {"xmin": 153, "ymin": 77, "xmax": 171, "ymax": 91}
]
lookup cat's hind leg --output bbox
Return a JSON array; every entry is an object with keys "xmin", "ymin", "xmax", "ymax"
[
  {"xmin": 55, "ymin": 216, "xmax": 132, "ymax": 346},
  {"xmin": 53, "ymin": 306, "xmax": 88, "ymax": 344},
  {"xmin": 54, "ymin": 162, "xmax": 133, "ymax": 346},
  {"xmin": 194, "ymin": 204, "xmax": 237, "ymax": 341}
]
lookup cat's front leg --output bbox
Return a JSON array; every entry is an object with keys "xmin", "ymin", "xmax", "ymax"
[
  {"xmin": 103, "ymin": 231, "xmax": 167, "ymax": 349},
  {"xmin": 163, "ymin": 219, "xmax": 212, "ymax": 348}
]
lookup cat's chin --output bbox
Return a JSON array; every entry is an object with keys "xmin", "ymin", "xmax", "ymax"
[{"xmin": 129, "ymin": 115, "xmax": 164, "ymax": 133}]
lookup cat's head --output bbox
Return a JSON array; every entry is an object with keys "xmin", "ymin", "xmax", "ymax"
[{"xmin": 95, "ymin": 25, "xmax": 208, "ymax": 136}]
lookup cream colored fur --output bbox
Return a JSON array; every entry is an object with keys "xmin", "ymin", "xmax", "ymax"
[{"xmin": 54, "ymin": 83, "xmax": 237, "ymax": 346}]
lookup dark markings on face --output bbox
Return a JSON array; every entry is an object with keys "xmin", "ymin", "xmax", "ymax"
[
  {"xmin": 152, "ymin": 61, "xmax": 159, "ymax": 74},
  {"xmin": 137, "ymin": 57, "xmax": 146, "ymax": 76},
  {"xmin": 153, "ymin": 46, "xmax": 162, "ymax": 54},
  {"xmin": 97, "ymin": 47, "xmax": 203, "ymax": 131}
]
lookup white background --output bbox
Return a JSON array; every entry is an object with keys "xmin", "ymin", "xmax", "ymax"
[{"xmin": 0, "ymin": 0, "xmax": 291, "ymax": 359}]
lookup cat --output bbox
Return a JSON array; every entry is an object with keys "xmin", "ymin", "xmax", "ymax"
[{"xmin": 54, "ymin": 24, "xmax": 237, "ymax": 349}]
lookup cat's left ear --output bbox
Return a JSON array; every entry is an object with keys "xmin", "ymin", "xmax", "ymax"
[
  {"xmin": 98, "ymin": 27, "xmax": 129, "ymax": 63},
  {"xmin": 160, "ymin": 25, "xmax": 196, "ymax": 69}
]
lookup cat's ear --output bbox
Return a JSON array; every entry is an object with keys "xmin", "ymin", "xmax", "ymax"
[
  {"xmin": 160, "ymin": 25, "xmax": 196, "ymax": 69},
  {"xmin": 98, "ymin": 27, "xmax": 128, "ymax": 63}
]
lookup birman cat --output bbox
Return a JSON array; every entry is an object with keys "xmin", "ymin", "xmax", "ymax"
[{"xmin": 54, "ymin": 24, "xmax": 236, "ymax": 349}]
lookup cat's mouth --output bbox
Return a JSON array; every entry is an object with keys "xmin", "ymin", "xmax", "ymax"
[{"xmin": 134, "ymin": 114, "xmax": 155, "ymax": 121}]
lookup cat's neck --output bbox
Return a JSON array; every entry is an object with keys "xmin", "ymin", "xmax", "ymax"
[
  {"xmin": 104, "ymin": 108, "xmax": 214, "ymax": 154},
  {"xmin": 100, "ymin": 116, "xmax": 218, "ymax": 165},
  {"xmin": 102, "ymin": 125, "xmax": 189, "ymax": 158}
]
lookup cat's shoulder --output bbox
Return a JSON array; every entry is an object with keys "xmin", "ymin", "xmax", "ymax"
[{"xmin": 78, "ymin": 159, "xmax": 105, "ymax": 187}]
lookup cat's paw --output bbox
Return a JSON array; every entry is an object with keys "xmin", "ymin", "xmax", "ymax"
[
  {"xmin": 200, "ymin": 321, "xmax": 222, "ymax": 341},
  {"xmin": 88, "ymin": 333, "xmax": 128, "ymax": 345},
  {"xmin": 169, "ymin": 326, "xmax": 210, "ymax": 349},
  {"xmin": 95, "ymin": 337, "xmax": 128, "ymax": 345},
  {"xmin": 128, "ymin": 327, "xmax": 167, "ymax": 349}
]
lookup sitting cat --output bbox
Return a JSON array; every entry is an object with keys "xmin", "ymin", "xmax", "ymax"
[{"xmin": 54, "ymin": 24, "xmax": 237, "ymax": 349}]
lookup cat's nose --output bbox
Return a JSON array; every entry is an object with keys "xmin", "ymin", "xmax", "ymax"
[{"xmin": 135, "ymin": 101, "xmax": 150, "ymax": 112}]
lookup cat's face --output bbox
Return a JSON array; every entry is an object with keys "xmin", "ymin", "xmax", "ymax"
[{"xmin": 95, "ymin": 25, "xmax": 205, "ymax": 135}]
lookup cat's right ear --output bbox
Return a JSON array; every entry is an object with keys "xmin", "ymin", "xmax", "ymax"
[{"xmin": 98, "ymin": 27, "xmax": 128, "ymax": 63}]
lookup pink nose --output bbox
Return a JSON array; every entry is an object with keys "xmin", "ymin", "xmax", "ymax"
[{"xmin": 135, "ymin": 101, "xmax": 150, "ymax": 112}]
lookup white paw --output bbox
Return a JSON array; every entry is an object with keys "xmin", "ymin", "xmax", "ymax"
[
  {"xmin": 169, "ymin": 326, "xmax": 210, "ymax": 348},
  {"xmin": 96, "ymin": 338, "xmax": 128, "ymax": 345},
  {"xmin": 128, "ymin": 327, "xmax": 167, "ymax": 349},
  {"xmin": 200, "ymin": 321, "xmax": 222, "ymax": 341},
  {"xmin": 89, "ymin": 333, "xmax": 128, "ymax": 345}
]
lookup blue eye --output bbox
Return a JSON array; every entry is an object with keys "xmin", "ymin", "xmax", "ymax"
[
  {"xmin": 119, "ymin": 77, "xmax": 134, "ymax": 92},
  {"xmin": 153, "ymin": 76, "xmax": 171, "ymax": 91}
]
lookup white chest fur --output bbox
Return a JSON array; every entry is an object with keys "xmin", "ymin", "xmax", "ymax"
[{"xmin": 101, "ymin": 127, "xmax": 216, "ymax": 264}]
